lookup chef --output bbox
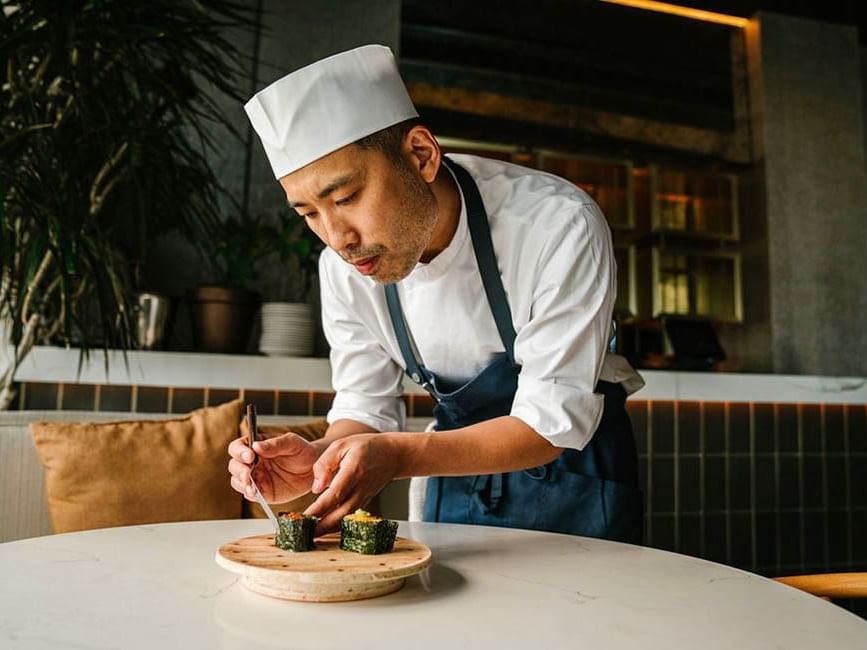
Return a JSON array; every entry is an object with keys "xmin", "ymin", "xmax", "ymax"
[{"xmin": 228, "ymin": 44, "xmax": 645, "ymax": 542}]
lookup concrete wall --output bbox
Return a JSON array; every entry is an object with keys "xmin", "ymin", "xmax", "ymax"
[
  {"xmin": 146, "ymin": 0, "xmax": 401, "ymax": 350},
  {"xmin": 721, "ymin": 164, "xmax": 774, "ymax": 373},
  {"xmin": 245, "ymin": 0, "xmax": 402, "ymax": 220},
  {"xmin": 746, "ymin": 13, "xmax": 867, "ymax": 376},
  {"xmin": 864, "ymin": 47, "xmax": 867, "ymax": 203}
]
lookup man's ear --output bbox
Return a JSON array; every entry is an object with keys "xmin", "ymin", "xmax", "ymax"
[{"xmin": 403, "ymin": 125, "xmax": 441, "ymax": 183}]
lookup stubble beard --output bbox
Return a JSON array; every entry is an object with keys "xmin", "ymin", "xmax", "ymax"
[{"xmin": 367, "ymin": 167, "xmax": 438, "ymax": 285}]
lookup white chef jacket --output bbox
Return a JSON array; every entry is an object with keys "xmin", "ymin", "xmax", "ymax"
[{"xmin": 320, "ymin": 154, "xmax": 644, "ymax": 451}]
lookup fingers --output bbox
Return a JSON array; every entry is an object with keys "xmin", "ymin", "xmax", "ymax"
[
  {"xmin": 253, "ymin": 432, "xmax": 309, "ymax": 459},
  {"xmin": 303, "ymin": 436, "xmax": 387, "ymax": 534},
  {"xmin": 311, "ymin": 444, "xmax": 343, "ymax": 494},
  {"xmin": 304, "ymin": 461, "xmax": 360, "ymax": 533},
  {"xmin": 312, "ymin": 501, "xmax": 356, "ymax": 536},
  {"xmin": 227, "ymin": 437, "xmax": 255, "ymax": 464},
  {"xmin": 228, "ymin": 431, "xmax": 320, "ymax": 506},
  {"xmin": 227, "ymin": 457, "xmax": 256, "ymax": 498},
  {"xmin": 307, "ymin": 484, "xmax": 375, "ymax": 535},
  {"xmin": 306, "ymin": 476, "xmax": 361, "ymax": 534},
  {"xmin": 230, "ymin": 475, "xmax": 256, "ymax": 501},
  {"xmin": 306, "ymin": 472, "xmax": 351, "ymax": 517}
]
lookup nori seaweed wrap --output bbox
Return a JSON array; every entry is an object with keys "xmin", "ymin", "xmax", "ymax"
[
  {"xmin": 275, "ymin": 512, "xmax": 317, "ymax": 552},
  {"xmin": 340, "ymin": 509, "xmax": 398, "ymax": 555}
]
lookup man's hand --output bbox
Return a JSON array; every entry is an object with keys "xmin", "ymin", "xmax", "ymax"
[
  {"xmin": 304, "ymin": 433, "xmax": 404, "ymax": 534},
  {"xmin": 227, "ymin": 432, "xmax": 321, "ymax": 504}
]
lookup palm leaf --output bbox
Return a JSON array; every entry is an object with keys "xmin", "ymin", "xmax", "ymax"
[{"xmin": 0, "ymin": 0, "xmax": 256, "ymax": 378}]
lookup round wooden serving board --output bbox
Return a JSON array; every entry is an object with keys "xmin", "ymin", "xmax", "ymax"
[{"xmin": 215, "ymin": 533, "xmax": 432, "ymax": 602}]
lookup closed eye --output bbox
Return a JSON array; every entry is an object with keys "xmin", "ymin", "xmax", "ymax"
[{"xmin": 336, "ymin": 191, "xmax": 358, "ymax": 206}]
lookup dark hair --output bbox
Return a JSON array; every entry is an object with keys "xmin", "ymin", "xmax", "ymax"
[{"xmin": 353, "ymin": 118, "xmax": 420, "ymax": 167}]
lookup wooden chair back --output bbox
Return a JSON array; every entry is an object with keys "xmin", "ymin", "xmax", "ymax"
[{"xmin": 775, "ymin": 573, "xmax": 867, "ymax": 600}]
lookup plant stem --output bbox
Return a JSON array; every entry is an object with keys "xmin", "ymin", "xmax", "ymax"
[
  {"xmin": 0, "ymin": 312, "xmax": 39, "ymax": 410},
  {"xmin": 20, "ymin": 250, "xmax": 53, "ymax": 325},
  {"xmin": 89, "ymin": 142, "xmax": 129, "ymax": 216},
  {"xmin": 41, "ymin": 277, "xmax": 64, "ymax": 342}
]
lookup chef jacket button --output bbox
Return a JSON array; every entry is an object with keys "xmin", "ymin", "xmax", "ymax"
[{"xmin": 411, "ymin": 372, "xmax": 421, "ymax": 383}]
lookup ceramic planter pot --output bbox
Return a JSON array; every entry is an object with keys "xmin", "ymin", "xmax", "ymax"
[{"xmin": 188, "ymin": 285, "xmax": 260, "ymax": 354}]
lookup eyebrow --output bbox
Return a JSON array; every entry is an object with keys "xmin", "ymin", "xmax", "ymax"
[{"xmin": 287, "ymin": 172, "xmax": 358, "ymax": 209}]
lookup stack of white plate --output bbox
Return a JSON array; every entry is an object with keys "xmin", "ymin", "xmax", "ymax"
[{"xmin": 259, "ymin": 302, "xmax": 314, "ymax": 357}]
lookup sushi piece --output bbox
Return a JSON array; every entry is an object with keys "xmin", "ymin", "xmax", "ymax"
[
  {"xmin": 275, "ymin": 512, "xmax": 317, "ymax": 552},
  {"xmin": 340, "ymin": 509, "xmax": 398, "ymax": 555}
]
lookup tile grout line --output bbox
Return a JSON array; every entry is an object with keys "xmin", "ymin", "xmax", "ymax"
[
  {"xmin": 646, "ymin": 401, "xmax": 654, "ymax": 546},
  {"xmin": 797, "ymin": 403, "xmax": 806, "ymax": 573},
  {"xmin": 724, "ymin": 401, "xmax": 731, "ymax": 566},
  {"xmin": 673, "ymin": 401, "xmax": 680, "ymax": 553},
  {"xmin": 749, "ymin": 402, "xmax": 757, "ymax": 572},
  {"xmin": 820, "ymin": 403, "xmax": 830, "ymax": 570},
  {"xmin": 773, "ymin": 403, "xmax": 782, "ymax": 576},
  {"xmin": 699, "ymin": 401, "xmax": 706, "ymax": 559},
  {"xmin": 844, "ymin": 405, "xmax": 853, "ymax": 566}
]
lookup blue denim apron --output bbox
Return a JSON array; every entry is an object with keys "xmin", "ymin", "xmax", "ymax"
[{"xmin": 384, "ymin": 158, "xmax": 642, "ymax": 543}]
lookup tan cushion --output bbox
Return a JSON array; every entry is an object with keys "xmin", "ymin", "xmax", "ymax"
[
  {"xmin": 30, "ymin": 398, "xmax": 244, "ymax": 533},
  {"xmin": 239, "ymin": 419, "xmax": 329, "ymax": 518}
]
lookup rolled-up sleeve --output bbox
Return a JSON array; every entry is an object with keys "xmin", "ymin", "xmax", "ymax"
[
  {"xmin": 510, "ymin": 203, "xmax": 616, "ymax": 451},
  {"xmin": 320, "ymin": 254, "xmax": 406, "ymax": 432}
]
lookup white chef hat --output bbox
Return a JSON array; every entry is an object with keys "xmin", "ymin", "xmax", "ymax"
[{"xmin": 244, "ymin": 44, "xmax": 419, "ymax": 180}]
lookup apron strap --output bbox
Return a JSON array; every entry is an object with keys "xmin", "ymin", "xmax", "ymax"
[
  {"xmin": 384, "ymin": 156, "xmax": 520, "ymax": 394},
  {"xmin": 443, "ymin": 158, "xmax": 517, "ymax": 366},
  {"xmin": 384, "ymin": 283, "xmax": 436, "ymax": 395}
]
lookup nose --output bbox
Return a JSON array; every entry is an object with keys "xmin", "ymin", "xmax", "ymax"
[{"xmin": 321, "ymin": 213, "xmax": 359, "ymax": 252}]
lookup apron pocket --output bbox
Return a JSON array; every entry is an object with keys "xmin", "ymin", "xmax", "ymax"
[
  {"xmin": 522, "ymin": 465, "xmax": 550, "ymax": 480},
  {"xmin": 429, "ymin": 470, "xmax": 643, "ymax": 544},
  {"xmin": 529, "ymin": 469, "xmax": 643, "ymax": 542}
]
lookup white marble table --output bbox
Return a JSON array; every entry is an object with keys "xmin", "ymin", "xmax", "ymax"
[{"xmin": 1, "ymin": 520, "xmax": 865, "ymax": 649}]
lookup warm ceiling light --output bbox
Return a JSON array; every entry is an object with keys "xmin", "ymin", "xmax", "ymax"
[{"xmin": 599, "ymin": 0, "xmax": 749, "ymax": 28}]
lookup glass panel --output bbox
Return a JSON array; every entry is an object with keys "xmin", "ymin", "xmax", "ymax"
[
  {"xmin": 656, "ymin": 251, "xmax": 739, "ymax": 320},
  {"xmin": 658, "ymin": 253, "xmax": 690, "ymax": 314},
  {"xmin": 539, "ymin": 156, "xmax": 631, "ymax": 228},
  {"xmin": 693, "ymin": 256, "xmax": 737, "ymax": 319},
  {"xmin": 655, "ymin": 168, "xmax": 735, "ymax": 237},
  {"xmin": 613, "ymin": 246, "xmax": 632, "ymax": 316}
]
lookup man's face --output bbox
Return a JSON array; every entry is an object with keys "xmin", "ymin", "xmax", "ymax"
[{"xmin": 279, "ymin": 144, "xmax": 438, "ymax": 284}]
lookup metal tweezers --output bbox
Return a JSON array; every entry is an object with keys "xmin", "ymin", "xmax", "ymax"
[{"xmin": 246, "ymin": 403, "xmax": 280, "ymax": 533}]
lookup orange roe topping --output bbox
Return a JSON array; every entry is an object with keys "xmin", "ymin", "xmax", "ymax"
[{"xmin": 280, "ymin": 512, "xmax": 304, "ymax": 520}]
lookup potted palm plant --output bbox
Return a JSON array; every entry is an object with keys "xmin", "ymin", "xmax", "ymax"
[{"xmin": 0, "ymin": 0, "xmax": 255, "ymax": 408}]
